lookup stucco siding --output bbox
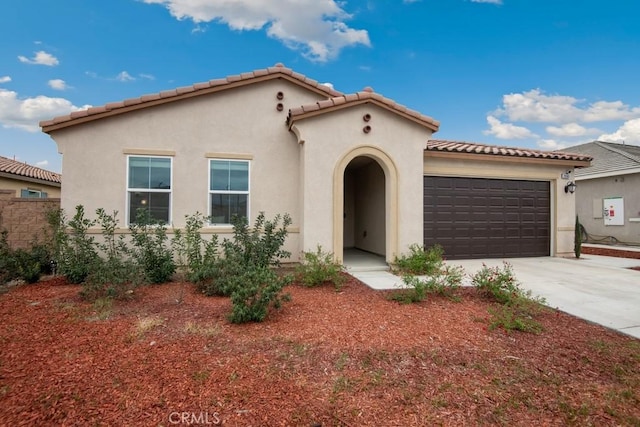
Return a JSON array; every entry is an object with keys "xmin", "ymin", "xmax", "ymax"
[
  {"xmin": 50, "ymin": 80, "xmax": 325, "ymax": 231},
  {"xmin": 575, "ymin": 173, "xmax": 640, "ymax": 245},
  {"xmin": 293, "ymin": 104, "xmax": 431, "ymax": 261}
]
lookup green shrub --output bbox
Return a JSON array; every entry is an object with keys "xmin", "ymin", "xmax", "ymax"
[
  {"xmin": 228, "ymin": 266, "xmax": 292, "ymax": 323},
  {"xmin": 296, "ymin": 245, "xmax": 345, "ymax": 290},
  {"xmin": 393, "ymin": 244, "xmax": 444, "ymax": 275},
  {"xmin": 171, "ymin": 213, "xmax": 219, "ymax": 284},
  {"xmin": 129, "ymin": 209, "xmax": 175, "ymax": 284},
  {"xmin": 52, "ymin": 206, "xmax": 99, "ymax": 284},
  {"xmin": 390, "ymin": 264, "xmax": 464, "ymax": 304},
  {"xmin": 0, "ymin": 226, "xmax": 19, "ymax": 284},
  {"xmin": 82, "ymin": 209, "xmax": 142, "ymax": 300},
  {"xmin": 471, "ymin": 262, "xmax": 546, "ymax": 333},
  {"xmin": 12, "ymin": 248, "xmax": 42, "ymax": 284},
  {"xmin": 201, "ymin": 212, "xmax": 293, "ymax": 323}
]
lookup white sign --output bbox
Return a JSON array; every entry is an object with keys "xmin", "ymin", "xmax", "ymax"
[{"xmin": 603, "ymin": 197, "xmax": 624, "ymax": 226}]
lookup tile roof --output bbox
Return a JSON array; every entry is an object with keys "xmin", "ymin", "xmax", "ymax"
[
  {"xmin": 0, "ymin": 156, "xmax": 62, "ymax": 184},
  {"xmin": 561, "ymin": 141, "xmax": 640, "ymax": 177},
  {"xmin": 426, "ymin": 140, "xmax": 593, "ymax": 164},
  {"xmin": 40, "ymin": 63, "xmax": 343, "ymax": 132},
  {"xmin": 287, "ymin": 87, "xmax": 440, "ymax": 132}
]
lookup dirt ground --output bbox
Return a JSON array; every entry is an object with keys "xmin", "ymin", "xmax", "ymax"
[{"xmin": 1, "ymin": 274, "xmax": 638, "ymax": 426}]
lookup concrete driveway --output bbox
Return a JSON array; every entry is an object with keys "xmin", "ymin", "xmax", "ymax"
[
  {"xmin": 350, "ymin": 254, "xmax": 640, "ymax": 339},
  {"xmin": 451, "ymin": 255, "xmax": 640, "ymax": 339}
]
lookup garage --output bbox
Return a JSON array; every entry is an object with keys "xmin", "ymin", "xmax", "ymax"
[{"xmin": 424, "ymin": 176, "xmax": 551, "ymax": 259}]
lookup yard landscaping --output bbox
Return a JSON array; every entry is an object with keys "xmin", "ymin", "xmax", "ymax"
[{"xmin": 1, "ymin": 274, "xmax": 639, "ymax": 426}]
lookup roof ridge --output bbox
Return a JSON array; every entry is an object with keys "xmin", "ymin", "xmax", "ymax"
[
  {"xmin": 288, "ymin": 88, "xmax": 440, "ymax": 132},
  {"xmin": 40, "ymin": 63, "xmax": 342, "ymax": 132},
  {"xmin": 594, "ymin": 141, "xmax": 640, "ymax": 165}
]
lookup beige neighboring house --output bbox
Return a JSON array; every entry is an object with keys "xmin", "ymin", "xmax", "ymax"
[
  {"xmin": 0, "ymin": 155, "xmax": 61, "ymax": 198},
  {"xmin": 40, "ymin": 63, "xmax": 591, "ymax": 262}
]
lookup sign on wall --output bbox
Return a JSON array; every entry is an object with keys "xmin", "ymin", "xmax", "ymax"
[{"xmin": 603, "ymin": 197, "xmax": 624, "ymax": 226}]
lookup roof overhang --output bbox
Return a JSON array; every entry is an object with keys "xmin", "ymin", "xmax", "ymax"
[{"xmin": 41, "ymin": 66, "xmax": 341, "ymax": 134}]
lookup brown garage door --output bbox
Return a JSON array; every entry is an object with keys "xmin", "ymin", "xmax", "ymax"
[{"xmin": 424, "ymin": 177, "xmax": 550, "ymax": 259}]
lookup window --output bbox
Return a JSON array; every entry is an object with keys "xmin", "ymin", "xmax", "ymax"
[
  {"xmin": 20, "ymin": 189, "xmax": 48, "ymax": 198},
  {"xmin": 209, "ymin": 159, "xmax": 249, "ymax": 225},
  {"xmin": 127, "ymin": 156, "xmax": 172, "ymax": 224}
]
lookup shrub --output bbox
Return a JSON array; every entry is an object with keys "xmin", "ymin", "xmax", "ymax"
[
  {"xmin": 197, "ymin": 212, "xmax": 292, "ymax": 298},
  {"xmin": 0, "ymin": 225, "xmax": 18, "ymax": 284},
  {"xmin": 201, "ymin": 212, "xmax": 293, "ymax": 323},
  {"xmin": 393, "ymin": 244, "xmax": 444, "ymax": 275},
  {"xmin": 12, "ymin": 248, "xmax": 42, "ymax": 284},
  {"xmin": 296, "ymin": 245, "xmax": 345, "ymax": 290},
  {"xmin": 129, "ymin": 209, "xmax": 176, "ymax": 284},
  {"xmin": 171, "ymin": 213, "xmax": 219, "ymax": 284},
  {"xmin": 52, "ymin": 206, "xmax": 99, "ymax": 284},
  {"xmin": 390, "ymin": 264, "xmax": 464, "ymax": 304},
  {"xmin": 228, "ymin": 266, "xmax": 292, "ymax": 323},
  {"xmin": 471, "ymin": 262, "xmax": 546, "ymax": 333},
  {"xmin": 82, "ymin": 209, "xmax": 142, "ymax": 300}
]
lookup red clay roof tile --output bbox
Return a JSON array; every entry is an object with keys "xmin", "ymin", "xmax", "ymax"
[
  {"xmin": 426, "ymin": 140, "xmax": 593, "ymax": 162},
  {"xmin": 41, "ymin": 63, "xmax": 343, "ymax": 132},
  {"xmin": 0, "ymin": 156, "xmax": 61, "ymax": 184}
]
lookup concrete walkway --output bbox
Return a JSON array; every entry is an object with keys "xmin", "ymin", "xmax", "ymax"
[{"xmin": 347, "ymin": 255, "xmax": 640, "ymax": 339}]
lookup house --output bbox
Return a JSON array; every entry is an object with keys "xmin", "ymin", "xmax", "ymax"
[
  {"xmin": 40, "ymin": 63, "xmax": 591, "ymax": 262},
  {"xmin": 0, "ymin": 155, "xmax": 61, "ymax": 198},
  {"xmin": 561, "ymin": 141, "xmax": 640, "ymax": 246}
]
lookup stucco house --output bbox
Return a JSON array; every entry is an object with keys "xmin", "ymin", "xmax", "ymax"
[
  {"xmin": 562, "ymin": 141, "xmax": 640, "ymax": 246},
  {"xmin": 0, "ymin": 155, "xmax": 61, "ymax": 199},
  {"xmin": 40, "ymin": 63, "xmax": 591, "ymax": 262}
]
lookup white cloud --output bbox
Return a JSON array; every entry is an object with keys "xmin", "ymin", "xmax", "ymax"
[
  {"xmin": 141, "ymin": 0, "xmax": 370, "ymax": 62},
  {"xmin": 0, "ymin": 76, "xmax": 11, "ymax": 84},
  {"xmin": 403, "ymin": 0, "xmax": 421, "ymax": 3},
  {"xmin": 139, "ymin": 73, "xmax": 156, "ymax": 80},
  {"xmin": 48, "ymin": 79, "xmax": 69, "ymax": 90},
  {"xmin": 17, "ymin": 50, "xmax": 59, "ymax": 66},
  {"xmin": 320, "ymin": 82, "xmax": 334, "ymax": 89},
  {"xmin": 598, "ymin": 118, "xmax": 640, "ymax": 145},
  {"xmin": 36, "ymin": 160, "xmax": 49, "ymax": 167},
  {"xmin": 545, "ymin": 123, "xmax": 601, "ymax": 137},
  {"xmin": 537, "ymin": 139, "xmax": 566, "ymax": 150},
  {"xmin": 496, "ymin": 89, "xmax": 640, "ymax": 123},
  {"xmin": 116, "ymin": 71, "xmax": 136, "ymax": 82},
  {"xmin": 0, "ymin": 88, "xmax": 90, "ymax": 132},
  {"xmin": 471, "ymin": 0, "xmax": 502, "ymax": 3},
  {"xmin": 483, "ymin": 115, "xmax": 538, "ymax": 139}
]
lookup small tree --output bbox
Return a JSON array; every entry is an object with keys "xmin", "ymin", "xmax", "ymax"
[{"xmin": 574, "ymin": 215, "xmax": 582, "ymax": 259}]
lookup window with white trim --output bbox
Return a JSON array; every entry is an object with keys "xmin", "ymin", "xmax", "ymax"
[
  {"xmin": 127, "ymin": 156, "xmax": 172, "ymax": 224},
  {"xmin": 21, "ymin": 188, "xmax": 48, "ymax": 198},
  {"xmin": 209, "ymin": 159, "xmax": 249, "ymax": 225}
]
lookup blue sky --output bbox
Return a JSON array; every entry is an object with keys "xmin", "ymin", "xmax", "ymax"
[{"xmin": 1, "ymin": 0, "xmax": 639, "ymax": 173}]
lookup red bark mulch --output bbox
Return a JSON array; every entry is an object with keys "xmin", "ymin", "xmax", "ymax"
[{"xmin": 0, "ymin": 276, "xmax": 639, "ymax": 426}]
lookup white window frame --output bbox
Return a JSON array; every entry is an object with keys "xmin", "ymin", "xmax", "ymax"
[
  {"xmin": 21, "ymin": 188, "xmax": 47, "ymax": 198},
  {"xmin": 126, "ymin": 155, "xmax": 173, "ymax": 225},
  {"xmin": 208, "ymin": 159, "xmax": 250, "ymax": 226}
]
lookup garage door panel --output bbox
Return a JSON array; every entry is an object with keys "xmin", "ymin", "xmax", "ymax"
[{"xmin": 424, "ymin": 176, "xmax": 550, "ymax": 259}]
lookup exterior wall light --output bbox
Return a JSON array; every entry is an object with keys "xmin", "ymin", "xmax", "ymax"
[{"xmin": 564, "ymin": 181, "xmax": 577, "ymax": 194}]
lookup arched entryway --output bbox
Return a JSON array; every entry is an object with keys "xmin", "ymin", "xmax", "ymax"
[
  {"xmin": 343, "ymin": 157, "xmax": 386, "ymax": 256},
  {"xmin": 333, "ymin": 146, "xmax": 398, "ymax": 264}
]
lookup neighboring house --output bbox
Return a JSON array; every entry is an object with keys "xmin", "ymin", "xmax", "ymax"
[
  {"xmin": 40, "ymin": 63, "xmax": 591, "ymax": 261},
  {"xmin": 0, "ymin": 155, "xmax": 61, "ymax": 198},
  {"xmin": 562, "ymin": 141, "xmax": 640, "ymax": 245}
]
